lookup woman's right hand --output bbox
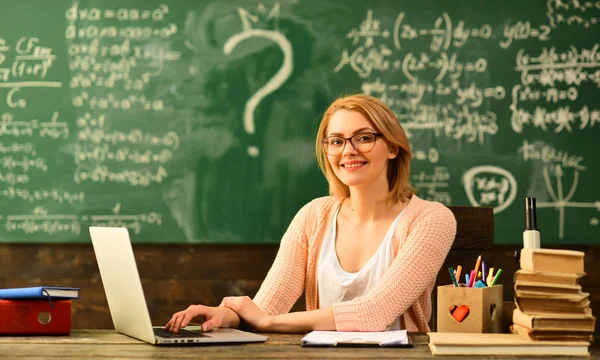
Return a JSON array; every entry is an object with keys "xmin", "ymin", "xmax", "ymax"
[{"xmin": 164, "ymin": 304, "xmax": 239, "ymax": 333}]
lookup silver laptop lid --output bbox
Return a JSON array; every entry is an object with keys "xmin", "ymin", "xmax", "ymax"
[{"xmin": 89, "ymin": 226, "xmax": 156, "ymax": 344}]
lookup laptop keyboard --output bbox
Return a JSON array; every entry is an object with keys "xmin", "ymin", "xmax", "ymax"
[{"xmin": 154, "ymin": 327, "xmax": 207, "ymax": 338}]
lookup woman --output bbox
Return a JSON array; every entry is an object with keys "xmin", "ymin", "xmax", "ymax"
[{"xmin": 166, "ymin": 94, "xmax": 456, "ymax": 333}]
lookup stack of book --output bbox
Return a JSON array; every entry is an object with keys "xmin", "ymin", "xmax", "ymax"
[
  {"xmin": 511, "ymin": 248, "xmax": 596, "ymax": 343},
  {"xmin": 428, "ymin": 249, "xmax": 594, "ymax": 357},
  {"xmin": 0, "ymin": 286, "xmax": 79, "ymax": 335}
]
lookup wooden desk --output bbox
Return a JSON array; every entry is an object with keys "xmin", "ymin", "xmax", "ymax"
[{"xmin": 0, "ymin": 330, "xmax": 597, "ymax": 359}]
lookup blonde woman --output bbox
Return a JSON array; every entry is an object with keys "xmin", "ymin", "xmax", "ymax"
[{"xmin": 166, "ymin": 94, "xmax": 456, "ymax": 333}]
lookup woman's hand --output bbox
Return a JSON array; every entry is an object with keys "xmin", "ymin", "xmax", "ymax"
[
  {"xmin": 165, "ymin": 304, "xmax": 239, "ymax": 333},
  {"xmin": 221, "ymin": 296, "xmax": 272, "ymax": 332}
]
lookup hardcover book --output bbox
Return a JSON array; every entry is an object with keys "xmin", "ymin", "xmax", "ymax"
[
  {"xmin": 515, "ymin": 293, "xmax": 591, "ymax": 315},
  {"xmin": 519, "ymin": 249, "xmax": 585, "ymax": 275},
  {"xmin": 0, "ymin": 299, "xmax": 71, "ymax": 335},
  {"xmin": 511, "ymin": 324, "xmax": 594, "ymax": 342},
  {"xmin": 512, "ymin": 308, "xmax": 596, "ymax": 332},
  {"xmin": 0, "ymin": 286, "xmax": 79, "ymax": 300},
  {"xmin": 514, "ymin": 270, "xmax": 581, "ymax": 286},
  {"xmin": 428, "ymin": 332, "xmax": 589, "ymax": 356}
]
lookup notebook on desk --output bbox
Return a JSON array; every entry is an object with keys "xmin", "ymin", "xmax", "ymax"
[
  {"xmin": 89, "ymin": 226, "xmax": 267, "ymax": 345},
  {"xmin": 302, "ymin": 330, "xmax": 412, "ymax": 347}
]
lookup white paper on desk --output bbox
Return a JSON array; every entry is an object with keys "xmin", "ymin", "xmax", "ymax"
[{"xmin": 301, "ymin": 330, "xmax": 409, "ymax": 347}]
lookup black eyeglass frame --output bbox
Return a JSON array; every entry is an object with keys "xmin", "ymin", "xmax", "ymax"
[{"xmin": 321, "ymin": 132, "xmax": 383, "ymax": 155}]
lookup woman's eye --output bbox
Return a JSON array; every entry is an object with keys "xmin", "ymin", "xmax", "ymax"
[
  {"xmin": 330, "ymin": 139, "xmax": 343, "ymax": 146},
  {"xmin": 357, "ymin": 135, "xmax": 374, "ymax": 142}
]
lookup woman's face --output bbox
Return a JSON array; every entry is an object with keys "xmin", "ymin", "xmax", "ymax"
[{"xmin": 325, "ymin": 109, "xmax": 396, "ymax": 189}]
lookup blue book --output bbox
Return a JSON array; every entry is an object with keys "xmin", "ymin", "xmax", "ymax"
[{"xmin": 0, "ymin": 286, "xmax": 79, "ymax": 300}]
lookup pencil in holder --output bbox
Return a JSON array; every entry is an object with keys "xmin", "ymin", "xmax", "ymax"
[{"xmin": 436, "ymin": 284, "xmax": 503, "ymax": 333}]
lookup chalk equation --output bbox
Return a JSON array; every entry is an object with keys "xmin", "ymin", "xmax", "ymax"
[
  {"xmin": 3, "ymin": 205, "xmax": 162, "ymax": 236},
  {"xmin": 0, "ymin": 187, "xmax": 84, "ymax": 204},
  {"xmin": 463, "ymin": 166, "xmax": 518, "ymax": 214},
  {"xmin": 0, "ymin": 111, "xmax": 68, "ymax": 139},
  {"xmin": 511, "ymin": 46, "xmax": 599, "ymax": 134},
  {"xmin": 336, "ymin": 9, "xmax": 506, "ymax": 146},
  {"xmin": 0, "ymin": 37, "xmax": 62, "ymax": 108},
  {"xmin": 520, "ymin": 140, "xmax": 597, "ymax": 239},
  {"xmin": 412, "ymin": 166, "xmax": 452, "ymax": 204},
  {"xmin": 547, "ymin": 0, "xmax": 600, "ymax": 28}
]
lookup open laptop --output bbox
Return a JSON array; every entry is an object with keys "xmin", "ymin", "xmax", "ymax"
[{"xmin": 89, "ymin": 226, "xmax": 268, "ymax": 345}]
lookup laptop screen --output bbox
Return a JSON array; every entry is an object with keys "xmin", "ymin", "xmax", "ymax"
[{"xmin": 89, "ymin": 227, "xmax": 157, "ymax": 344}]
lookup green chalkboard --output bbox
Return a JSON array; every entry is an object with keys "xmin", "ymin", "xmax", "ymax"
[{"xmin": 0, "ymin": 0, "xmax": 597, "ymax": 244}]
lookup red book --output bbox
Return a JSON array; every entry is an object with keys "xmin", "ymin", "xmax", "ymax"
[{"xmin": 0, "ymin": 299, "xmax": 71, "ymax": 335}]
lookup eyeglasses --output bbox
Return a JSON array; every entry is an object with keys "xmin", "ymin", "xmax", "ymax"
[{"xmin": 322, "ymin": 132, "xmax": 383, "ymax": 156}]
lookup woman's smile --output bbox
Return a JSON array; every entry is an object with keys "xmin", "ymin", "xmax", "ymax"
[{"xmin": 340, "ymin": 161, "xmax": 368, "ymax": 171}]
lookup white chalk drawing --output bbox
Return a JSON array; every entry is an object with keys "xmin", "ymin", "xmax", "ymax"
[
  {"xmin": 5, "ymin": 204, "xmax": 162, "ymax": 236},
  {"xmin": 337, "ymin": 11, "xmax": 501, "ymax": 145},
  {"xmin": 412, "ymin": 147, "xmax": 439, "ymax": 164},
  {"xmin": 412, "ymin": 166, "xmax": 451, "ymax": 204},
  {"xmin": 223, "ymin": 3, "xmax": 292, "ymax": 157},
  {"xmin": 0, "ymin": 36, "xmax": 62, "ymax": 107},
  {"xmin": 392, "ymin": 12, "xmax": 492, "ymax": 52},
  {"xmin": 463, "ymin": 166, "xmax": 518, "ymax": 214},
  {"xmin": 499, "ymin": 21, "xmax": 551, "ymax": 49},
  {"xmin": 536, "ymin": 164, "xmax": 599, "ymax": 239},
  {"xmin": 547, "ymin": 0, "xmax": 600, "ymax": 28},
  {"xmin": 510, "ymin": 46, "xmax": 600, "ymax": 134}
]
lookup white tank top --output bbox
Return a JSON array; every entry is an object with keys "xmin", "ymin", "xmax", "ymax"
[{"xmin": 317, "ymin": 206, "xmax": 405, "ymax": 331}]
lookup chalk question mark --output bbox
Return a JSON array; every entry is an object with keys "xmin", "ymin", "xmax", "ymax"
[{"xmin": 224, "ymin": 29, "xmax": 293, "ymax": 156}]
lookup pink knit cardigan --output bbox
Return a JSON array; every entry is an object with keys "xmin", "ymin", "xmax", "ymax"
[{"xmin": 253, "ymin": 194, "xmax": 457, "ymax": 332}]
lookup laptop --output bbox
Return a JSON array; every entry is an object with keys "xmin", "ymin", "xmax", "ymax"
[{"xmin": 89, "ymin": 226, "xmax": 268, "ymax": 345}]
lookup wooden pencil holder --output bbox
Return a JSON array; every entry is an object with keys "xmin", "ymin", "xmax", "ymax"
[{"xmin": 436, "ymin": 284, "xmax": 503, "ymax": 333}]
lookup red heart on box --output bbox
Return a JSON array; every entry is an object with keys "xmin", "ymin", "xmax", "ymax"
[{"xmin": 449, "ymin": 305, "xmax": 470, "ymax": 323}]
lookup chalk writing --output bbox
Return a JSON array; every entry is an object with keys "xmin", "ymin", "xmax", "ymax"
[
  {"xmin": 0, "ymin": 112, "xmax": 69, "ymax": 139},
  {"xmin": 0, "ymin": 3, "xmax": 183, "ymax": 239},
  {"xmin": 511, "ymin": 46, "xmax": 599, "ymax": 133},
  {"xmin": 74, "ymin": 165, "xmax": 168, "ymax": 187},
  {"xmin": 0, "ymin": 1, "xmax": 597, "ymax": 245},
  {"xmin": 0, "ymin": 187, "xmax": 85, "ymax": 204},
  {"xmin": 519, "ymin": 140, "xmax": 586, "ymax": 170},
  {"xmin": 412, "ymin": 166, "xmax": 452, "ymax": 204},
  {"xmin": 362, "ymin": 78, "xmax": 505, "ymax": 107},
  {"xmin": 76, "ymin": 128, "xmax": 179, "ymax": 149},
  {"xmin": 511, "ymin": 104, "xmax": 599, "ymax": 134},
  {"xmin": 0, "ymin": 37, "xmax": 63, "ymax": 108},
  {"xmin": 500, "ymin": 21, "xmax": 552, "ymax": 49},
  {"xmin": 0, "ymin": 171, "xmax": 29, "ymax": 185},
  {"xmin": 2, "ymin": 195, "xmax": 163, "ymax": 234},
  {"xmin": 71, "ymin": 92, "xmax": 165, "ymax": 111},
  {"xmin": 66, "ymin": 2, "xmax": 180, "ymax": 195},
  {"xmin": 6, "ymin": 217, "xmax": 81, "ymax": 235},
  {"xmin": 536, "ymin": 164, "xmax": 599, "ymax": 239},
  {"xmin": 75, "ymin": 145, "xmax": 173, "ymax": 165},
  {"xmin": 1, "ymin": 155, "xmax": 47, "ymax": 173},
  {"xmin": 0, "ymin": 141, "xmax": 35, "ymax": 155},
  {"xmin": 392, "ymin": 12, "xmax": 492, "ymax": 51},
  {"xmin": 346, "ymin": 10, "xmax": 390, "ymax": 48},
  {"xmin": 361, "ymin": 84, "xmax": 499, "ymax": 144},
  {"xmin": 88, "ymin": 211, "xmax": 162, "ymax": 235},
  {"xmin": 515, "ymin": 46, "xmax": 600, "ymax": 73},
  {"xmin": 547, "ymin": 0, "xmax": 600, "ymax": 28},
  {"xmin": 412, "ymin": 147, "xmax": 439, "ymax": 164},
  {"xmin": 463, "ymin": 166, "xmax": 518, "ymax": 214},
  {"xmin": 338, "ymin": 10, "xmax": 502, "ymax": 147}
]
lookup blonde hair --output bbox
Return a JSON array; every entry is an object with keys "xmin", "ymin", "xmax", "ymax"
[{"xmin": 315, "ymin": 94, "xmax": 415, "ymax": 203}]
